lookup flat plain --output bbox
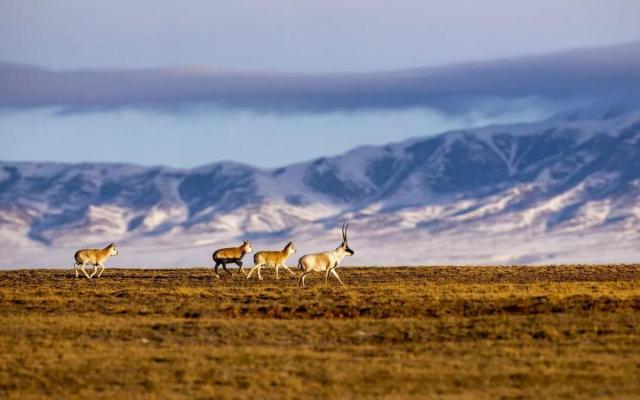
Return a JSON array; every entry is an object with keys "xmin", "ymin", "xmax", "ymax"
[{"xmin": 1, "ymin": 265, "xmax": 639, "ymax": 399}]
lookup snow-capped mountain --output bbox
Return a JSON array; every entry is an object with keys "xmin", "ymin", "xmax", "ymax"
[{"xmin": 2, "ymin": 107, "xmax": 640, "ymax": 267}]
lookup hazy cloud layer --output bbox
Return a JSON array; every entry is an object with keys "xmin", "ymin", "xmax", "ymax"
[{"xmin": 1, "ymin": 42, "xmax": 639, "ymax": 116}]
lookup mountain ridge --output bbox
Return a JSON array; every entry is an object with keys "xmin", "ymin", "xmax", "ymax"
[{"xmin": 1, "ymin": 106, "xmax": 639, "ymax": 267}]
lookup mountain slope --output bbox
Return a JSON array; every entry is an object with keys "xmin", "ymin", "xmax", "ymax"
[{"xmin": 1, "ymin": 107, "xmax": 639, "ymax": 267}]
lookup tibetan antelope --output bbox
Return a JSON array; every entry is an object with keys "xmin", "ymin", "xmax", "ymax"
[
  {"xmin": 297, "ymin": 222, "xmax": 354, "ymax": 287},
  {"xmin": 247, "ymin": 242, "xmax": 297, "ymax": 280},
  {"xmin": 73, "ymin": 243, "xmax": 119, "ymax": 279},
  {"xmin": 212, "ymin": 240, "xmax": 253, "ymax": 278}
]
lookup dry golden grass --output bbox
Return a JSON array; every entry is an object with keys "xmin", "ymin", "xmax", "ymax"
[{"xmin": 1, "ymin": 265, "xmax": 639, "ymax": 399}]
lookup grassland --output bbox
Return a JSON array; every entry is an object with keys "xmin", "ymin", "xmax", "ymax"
[{"xmin": 1, "ymin": 265, "xmax": 639, "ymax": 399}]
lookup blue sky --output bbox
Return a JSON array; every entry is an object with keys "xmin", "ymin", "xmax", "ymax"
[{"xmin": 1, "ymin": 1, "xmax": 640, "ymax": 168}]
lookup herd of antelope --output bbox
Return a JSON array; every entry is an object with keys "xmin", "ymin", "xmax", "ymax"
[{"xmin": 73, "ymin": 222, "xmax": 354, "ymax": 287}]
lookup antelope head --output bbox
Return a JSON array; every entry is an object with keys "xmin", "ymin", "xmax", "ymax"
[
  {"xmin": 338, "ymin": 222, "xmax": 354, "ymax": 256},
  {"xmin": 107, "ymin": 243, "xmax": 119, "ymax": 256},
  {"xmin": 242, "ymin": 240, "xmax": 253, "ymax": 253},
  {"xmin": 285, "ymin": 241, "xmax": 296, "ymax": 254}
]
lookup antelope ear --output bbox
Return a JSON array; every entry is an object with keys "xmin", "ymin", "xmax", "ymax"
[{"xmin": 109, "ymin": 243, "xmax": 115, "ymax": 247}]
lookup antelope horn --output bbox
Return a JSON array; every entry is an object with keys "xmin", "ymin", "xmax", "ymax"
[
  {"xmin": 345, "ymin": 222, "xmax": 349, "ymax": 242},
  {"xmin": 341, "ymin": 221, "xmax": 349, "ymax": 242}
]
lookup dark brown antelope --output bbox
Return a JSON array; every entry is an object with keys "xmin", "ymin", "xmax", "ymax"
[{"xmin": 212, "ymin": 240, "xmax": 253, "ymax": 278}]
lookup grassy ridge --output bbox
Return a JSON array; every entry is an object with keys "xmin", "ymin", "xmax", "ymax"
[{"xmin": 1, "ymin": 266, "xmax": 639, "ymax": 399}]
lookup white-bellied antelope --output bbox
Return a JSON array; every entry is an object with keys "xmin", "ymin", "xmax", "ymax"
[
  {"xmin": 212, "ymin": 240, "xmax": 253, "ymax": 278},
  {"xmin": 297, "ymin": 222, "xmax": 354, "ymax": 287},
  {"xmin": 246, "ymin": 242, "xmax": 296, "ymax": 280},
  {"xmin": 73, "ymin": 243, "xmax": 119, "ymax": 279}
]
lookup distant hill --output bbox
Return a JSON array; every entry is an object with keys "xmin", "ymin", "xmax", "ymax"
[{"xmin": 2, "ymin": 106, "xmax": 639, "ymax": 267}]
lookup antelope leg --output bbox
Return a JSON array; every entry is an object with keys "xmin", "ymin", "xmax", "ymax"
[
  {"xmin": 236, "ymin": 260, "xmax": 247, "ymax": 276},
  {"xmin": 331, "ymin": 269, "xmax": 344, "ymax": 285},
  {"xmin": 247, "ymin": 264, "xmax": 262, "ymax": 280},
  {"xmin": 80, "ymin": 264, "xmax": 91, "ymax": 279},
  {"xmin": 281, "ymin": 264, "xmax": 296, "ymax": 276},
  {"xmin": 222, "ymin": 262, "xmax": 232, "ymax": 276},
  {"xmin": 298, "ymin": 271, "xmax": 310, "ymax": 287}
]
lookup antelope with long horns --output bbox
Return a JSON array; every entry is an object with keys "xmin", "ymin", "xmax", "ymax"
[
  {"xmin": 73, "ymin": 243, "xmax": 119, "ymax": 279},
  {"xmin": 297, "ymin": 222, "xmax": 354, "ymax": 287},
  {"xmin": 212, "ymin": 240, "xmax": 253, "ymax": 278},
  {"xmin": 247, "ymin": 242, "xmax": 297, "ymax": 280}
]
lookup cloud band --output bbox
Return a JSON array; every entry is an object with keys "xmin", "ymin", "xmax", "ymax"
[{"xmin": 1, "ymin": 42, "xmax": 639, "ymax": 115}]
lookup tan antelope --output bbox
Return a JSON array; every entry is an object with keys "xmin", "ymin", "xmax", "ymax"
[
  {"xmin": 246, "ymin": 242, "xmax": 297, "ymax": 280},
  {"xmin": 297, "ymin": 222, "xmax": 354, "ymax": 287},
  {"xmin": 73, "ymin": 243, "xmax": 119, "ymax": 279},
  {"xmin": 212, "ymin": 240, "xmax": 253, "ymax": 278}
]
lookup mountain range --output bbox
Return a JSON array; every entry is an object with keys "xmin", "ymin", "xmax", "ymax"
[{"xmin": 1, "ymin": 106, "xmax": 639, "ymax": 267}]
